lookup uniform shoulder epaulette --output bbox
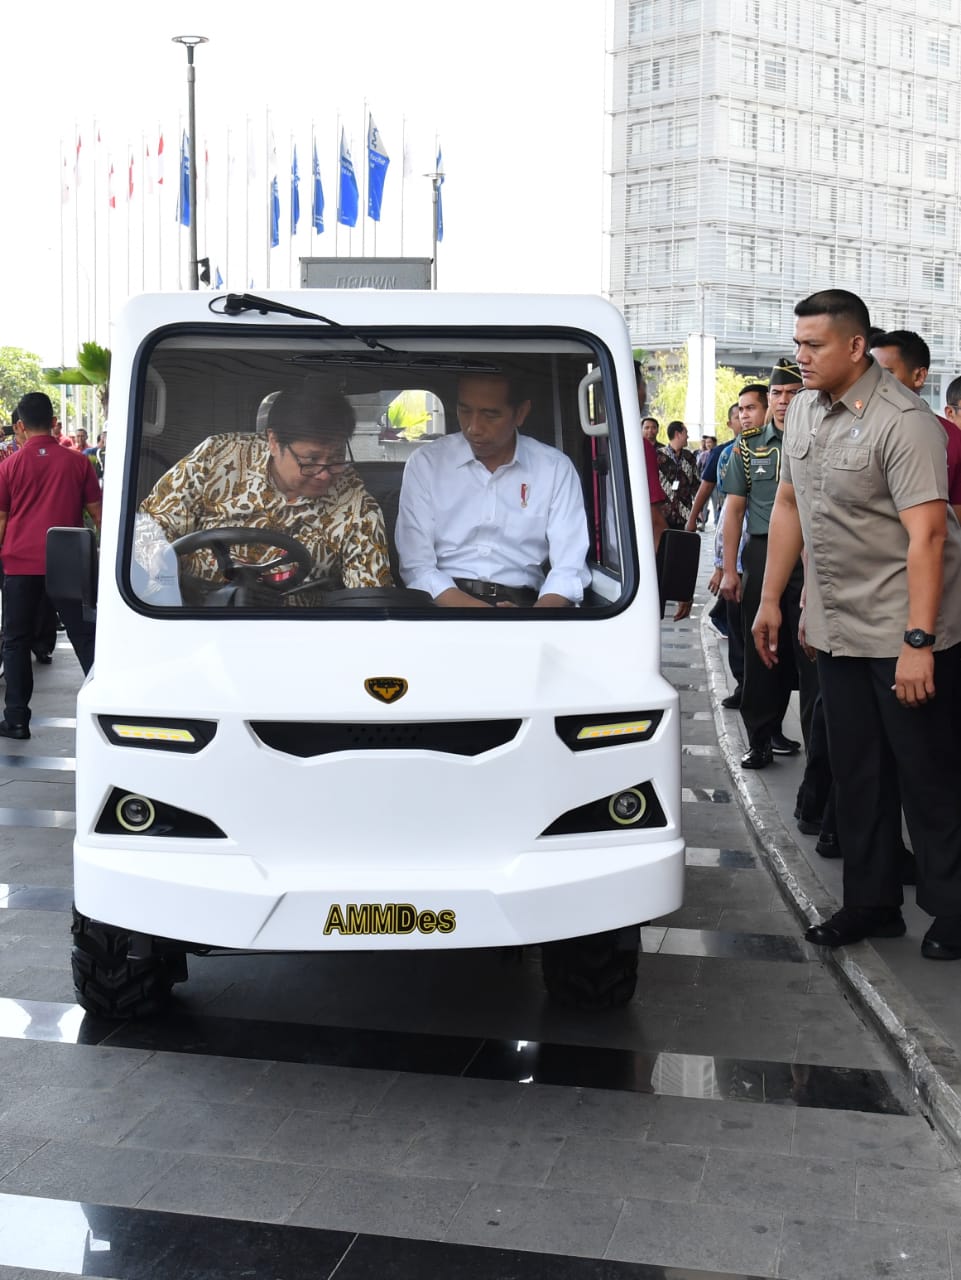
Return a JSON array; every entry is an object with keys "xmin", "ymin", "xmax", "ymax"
[{"xmin": 741, "ymin": 425, "xmax": 763, "ymax": 438}]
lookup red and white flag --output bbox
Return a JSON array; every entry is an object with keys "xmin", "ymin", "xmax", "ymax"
[
  {"xmin": 128, "ymin": 152, "xmax": 134, "ymax": 201},
  {"xmin": 157, "ymin": 132, "xmax": 165, "ymax": 186},
  {"xmin": 108, "ymin": 162, "xmax": 116, "ymax": 208}
]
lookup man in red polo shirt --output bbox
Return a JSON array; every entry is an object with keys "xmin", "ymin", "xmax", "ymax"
[{"xmin": 0, "ymin": 394, "xmax": 102, "ymax": 738}]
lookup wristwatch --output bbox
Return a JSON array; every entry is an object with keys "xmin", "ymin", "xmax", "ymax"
[{"xmin": 904, "ymin": 628, "xmax": 936, "ymax": 648}]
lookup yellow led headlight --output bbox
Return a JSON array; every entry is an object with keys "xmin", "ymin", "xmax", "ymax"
[
  {"xmin": 111, "ymin": 724, "xmax": 196, "ymax": 743},
  {"xmin": 576, "ymin": 720, "xmax": 653, "ymax": 741}
]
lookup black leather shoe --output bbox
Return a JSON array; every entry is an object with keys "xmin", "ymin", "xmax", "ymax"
[
  {"xmin": 771, "ymin": 731, "xmax": 801, "ymax": 755},
  {"xmin": 921, "ymin": 917, "xmax": 961, "ymax": 960},
  {"xmin": 805, "ymin": 907, "xmax": 905, "ymax": 947},
  {"xmin": 33, "ymin": 651, "xmax": 52, "ymax": 665},
  {"xmin": 0, "ymin": 720, "xmax": 29, "ymax": 740},
  {"xmin": 816, "ymin": 833, "xmax": 841, "ymax": 859},
  {"xmin": 741, "ymin": 744, "xmax": 773, "ymax": 769},
  {"xmin": 721, "ymin": 688, "xmax": 742, "ymax": 710},
  {"xmin": 797, "ymin": 817, "xmax": 821, "ymax": 835}
]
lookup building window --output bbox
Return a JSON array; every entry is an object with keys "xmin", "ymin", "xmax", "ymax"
[
  {"xmin": 630, "ymin": 57, "xmax": 673, "ymax": 94},
  {"xmin": 926, "ymin": 148, "xmax": 949, "ymax": 179},
  {"xmin": 758, "ymin": 176, "xmax": 785, "ymax": 215},
  {"xmin": 676, "ymin": 119, "xmax": 699, "ymax": 149},
  {"xmin": 840, "ymin": 68, "xmax": 865, "ymax": 106},
  {"xmin": 628, "ymin": 0, "xmax": 654, "ymax": 39},
  {"xmin": 675, "ymin": 178, "xmax": 697, "ymax": 209},
  {"xmin": 891, "ymin": 79, "xmax": 913, "ymax": 118},
  {"xmin": 928, "ymin": 35, "xmax": 951, "ymax": 67},
  {"xmin": 730, "ymin": 172, "xmax": 755, "ymax": 209},
  {"xmin": 816, "ymin": 125, "xmax": 838, "ymax": 161},
  {"xmin": 838, "ymin": 188, "xmax": 863, "ymax": 223},
  {"xmin": 816, "ymin": 3, "xmax": 839, "ymax": 43},
  {"xmin": 674, "ymin": 240, "xmax": 696, "ymax": 272},
  {"xmin": 922, "ymin": 259, "xmax": 947, "ymax": 289},
  {"xmin": 840, "ymin": 129, "xmax": 864, "ymax": 166},
  {"xmin": 815, "ymin": 185, "xmax": 837, "ymax": 220},
  {"xmin": 891, "ymin": 140, "xmax": 911, "ymax": 175},
  {"xmin": 731, "ymin": 109, "xmax": 758, "ymax": 149},
  {"xmin": 889, "ymin": 196, "xmax": 910, "ymax": 230},
  {"xmin": 759, "ymin": 114, "xmax": 786, "ymax": 153},
  {"xmin": 887, "ymin": 254, "xmax": 909, "ymax": 288},
  {"xmin": 923, "ymin": 203, "xmax": 948, "ymax": 234},
  {"xmin": 676, "ymin": 51, "xmax": 700, "ymax": 85},
  {"xmin": 893, "ymin": 24, "xmax": 914, "ymax": 60},
  {"xmin": 764, "ymin": 56, "xmax": 786, "ymax": 92},
  {"xmin": 756, "ymin": 300, "xmax": 784, "ymax": 334},
  {"xmin": 926, "ymin": 90, "xmax": 951, "ymax": 123},
  {"xmin": 731, "ymin": 46, "xmax": 758, "ymax": 87}
]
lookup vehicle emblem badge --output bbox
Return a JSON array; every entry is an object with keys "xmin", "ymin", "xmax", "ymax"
[{"xmin": 365, "ymin": 677, "xmax": 408, "ymax": 704}]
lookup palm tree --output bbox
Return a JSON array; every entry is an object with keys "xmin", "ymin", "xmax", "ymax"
[{"xmin": 43, "ymin": 341, "xmax": 111, "ymax": 414}]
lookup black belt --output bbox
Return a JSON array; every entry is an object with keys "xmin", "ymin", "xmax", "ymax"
[{"xmin": 454, "ymin": 578, "xmax": 538, "ymax": 606}]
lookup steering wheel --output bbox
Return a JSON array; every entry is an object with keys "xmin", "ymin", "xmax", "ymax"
[{"xmin": 170, "ymin": 526, "xmax": 314, "ymax": 601}]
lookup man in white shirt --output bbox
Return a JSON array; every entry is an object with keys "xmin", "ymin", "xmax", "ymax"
[{"xmin": 395, "ymin": 373, "xmax": 590, "ymax": 608}]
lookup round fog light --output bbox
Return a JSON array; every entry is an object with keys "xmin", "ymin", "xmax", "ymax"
[
  {"xmin": 116, "ymin": 794, "xmax": 156, "ymax": 833},
  {"xmin": 608, "ymin": 788, "xmax": 647, "ymax": 826}
]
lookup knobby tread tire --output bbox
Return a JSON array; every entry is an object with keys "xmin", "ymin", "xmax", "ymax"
[
  {"xmin": 71, "ymin": 908, "xmax": 179, "ymax": 1019},
  {"xmin": 541, "ymin": 929, "xmax": 639, "ymax": 1010}
]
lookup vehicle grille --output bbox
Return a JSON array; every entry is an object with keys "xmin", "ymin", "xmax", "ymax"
[{"xmin": 249, "ymin": 719, "xmax": 522, "ymax": 758}]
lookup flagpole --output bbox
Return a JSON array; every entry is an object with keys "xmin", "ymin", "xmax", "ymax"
[
  {"xmin": 400, "ymin": 116, "xmax": 406, "ymax": 257},
  {"xmin": 310, "ymin": 121, "xmax": 315, "ymax": 258},
  {"xmin": 288, "ymin": 133, "xmax": 294, "ymax": 288},
  {"xmin": 245, "ymin": 116, "xmax": 251, "ymax": 289},
  {"xmin": 92, "ymin": 119, "xmax": 99, "ymax": 340},
  {"xmin": 265, "ymin": 108, "xmax": 270, "ymax": 287},
  {"xmin": 334, "ymin": 114, "xmax": 340, "ymax": 257},
  {"xmin": 106, "ymin": 153, "xmax": 113, "ymax": 335},
  {"xmin": 158, "ymin": 125, "xmax": 164, "ymax": 290},
  {"xmin": 126, "ymin": 146, "xmax": 131, "ymax": 300},
  {"xmin": 59, "ymin": 140, "xmax": 67, "ymax": 366},
  {"xmin": 140, "ymin": 133, "xmax": 146, "ymax": 290},
  {"xmin": 225, "ymin": 126, "xmax": 232, "ymax": 287},
  {"xmin": 74, "ymin": 129, "xmax": 81, "ymax": 352},
  {"xmin": 361, "ymin": 101, "xmax": 367, "ymax": 258}
]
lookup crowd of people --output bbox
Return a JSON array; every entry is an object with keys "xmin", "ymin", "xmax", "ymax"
[{"xmin": 645, "ymin": 288, "xmax": 961, "ymax": 962}]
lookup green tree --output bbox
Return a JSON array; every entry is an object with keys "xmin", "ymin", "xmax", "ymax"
[
  {"xmin": 43, "ymin": 341, "xmax": 111, "ymax": 414},
  {"xmin": 647, "ymin": 349, "xmax": 748, "ymax": 442},
  {"xmin": 0, "ymin": 347, "xmax": 49, "ymax": 422}
]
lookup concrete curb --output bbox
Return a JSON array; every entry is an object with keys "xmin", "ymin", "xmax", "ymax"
[{"xmin": 698, "ymin": 608, "xmax": 961, "ymax": 1157}]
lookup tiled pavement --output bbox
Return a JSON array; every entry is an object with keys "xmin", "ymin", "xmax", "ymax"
[{"xmin": 0, "ymin": 590, "xmax": 958, "ymax": 1278}]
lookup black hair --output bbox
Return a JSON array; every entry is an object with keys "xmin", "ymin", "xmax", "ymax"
[
  {"xmin": 870, "ymin": 329, "xmax": 931, "ymax": 374},
  {"xmin": 739, "ymin": 384, "xmax": 769, "ymax": 406},
  {"xmin": 641, "ymin": 415, "xmax": 660, "ymax": 429},
  {"xmin": 457, "ymin": 371, "xmax": 530, "ymax": 408},
  {"xmin": 15, "ymin": 392, "xmax": 54, "ymax": 430},
  {"xmin": 727, "ymin": 403, "xmax": 739, "ymax": 419},
  {"xmin": 666, "ymin": 420, "xmax": 686, "ymax": 439},
  {"xmin": 794, "ymin": 289, "xmax": 871, "ymax": 339},
  {"xmin": 267, "ymin": 390, "xmax": 356, "ymax": 446},
  {"xmin": 946, "ymin": 375, "xmax": 961, "ymax": 409}
]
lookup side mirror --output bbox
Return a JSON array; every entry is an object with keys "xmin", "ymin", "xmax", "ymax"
[
  {"xmin": 655, "ymin": 529, "xmax": 700, "ymax": 620},
  {"xmin": 46, "ymin": 527, "xmax": 98, "ymax": 622}
]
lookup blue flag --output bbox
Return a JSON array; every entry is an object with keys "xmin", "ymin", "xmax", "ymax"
[
  {"xmin": 270, "ymin": 174, "xmax": 280, "ymax": 248},
  {"xmin": 312, "ymin": 140, "xmax": 325, "ymax": 233},
  {"xmin": 338, "ymin": 129, "xmax": 358, "ymax": 228},
  {"xmin": 215, "ymin": 265, "xmax": 223, "ymax": 288},
  {"xmin": 367, "ymin": 116, "xmax": 390, "ymax": 221},
  {"xmin": 291, "ymin": 145, "xmax": 300, "ymax": 235},
  {"xmin": 178, "ymin": 131, "xmax": 190, "ymax": 228},
  {"xmin": 435, "ymin": 145, "xmax": 444, "ymax": 243}
]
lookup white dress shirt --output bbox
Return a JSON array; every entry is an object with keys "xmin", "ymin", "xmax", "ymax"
[{"xmin": 395, "ymin": 432, "xmax": 591, "ymax": 602}]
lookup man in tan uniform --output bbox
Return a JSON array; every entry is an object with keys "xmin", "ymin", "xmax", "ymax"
[{"xmin": 752, "ymin": 289, "xmax": 961, "ymax": 955}]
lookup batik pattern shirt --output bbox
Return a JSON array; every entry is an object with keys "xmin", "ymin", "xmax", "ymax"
[{"xmin": 137, "ymin": 433, "xmax": 391, "ymax": 599}]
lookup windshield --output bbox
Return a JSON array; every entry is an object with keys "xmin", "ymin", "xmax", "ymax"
[{"xmin": 124, "ymin": 329, "xmax": 634, "ymax": 616}]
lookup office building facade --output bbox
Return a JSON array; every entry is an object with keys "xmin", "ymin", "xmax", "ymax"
[{"xmin": 608, "ymin": 0, "xmax": 961, "ymax": 399}]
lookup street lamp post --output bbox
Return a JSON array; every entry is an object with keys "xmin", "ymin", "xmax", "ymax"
[{"xmin": 172, "ymin": 35, "xmax": 208, "ymax": 291}]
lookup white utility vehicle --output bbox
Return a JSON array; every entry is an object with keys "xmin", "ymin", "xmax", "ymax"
[{"xmin": 49, "ymin": 289, "xmax": 697, "ymax": 1017}]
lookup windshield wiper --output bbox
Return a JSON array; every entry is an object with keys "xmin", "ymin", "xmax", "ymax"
[{"xmin": 210, "ymin": 292, "xmax": 395, "ymax": 352}]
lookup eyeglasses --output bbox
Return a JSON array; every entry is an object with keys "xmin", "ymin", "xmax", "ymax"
[{"xmin": 284, "ymin": 444, "xmax": 350, "ymax": 477}]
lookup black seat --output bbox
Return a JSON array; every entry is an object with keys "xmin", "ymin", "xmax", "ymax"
[{"xmin": 353, "ymin": 461, "xmax": 407, "ymax": 583}]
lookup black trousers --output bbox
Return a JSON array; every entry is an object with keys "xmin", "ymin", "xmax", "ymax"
[
  {"xmin": 739, "ymin": 537, "xmax": 818, "ymax": 751},
  {"xmin": 817, "ymin": 646, "xmax": 961, "ymax": 915},
  {"xmin": 794, "ymin": 692, "xmax": 834, "ymax": 825},
  {"xmin": 726, "ymin": 597, "xmax": 744, "ymax": 686},
  {"xmin": 2, "ymin": 575, "xmax": 95, "ymax": 727}
]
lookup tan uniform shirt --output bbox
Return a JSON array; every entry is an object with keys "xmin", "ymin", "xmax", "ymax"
[{"xmin": 781, "ymin": 359, "xmax": 961, "ymax": 658}]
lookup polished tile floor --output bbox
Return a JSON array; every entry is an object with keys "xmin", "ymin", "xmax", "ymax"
[{"xmin": 0, "ymin": 583, "xmax": 956, "ymax": 1279}]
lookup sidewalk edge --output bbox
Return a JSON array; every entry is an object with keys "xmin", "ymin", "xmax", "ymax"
[{"xmin": 699, "ymin": 609, "xmax": 961, "ymax": 1157}]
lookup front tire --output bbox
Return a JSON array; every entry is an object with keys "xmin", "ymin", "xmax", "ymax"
[
  {"xmin": 541, "ymin": 927, "xmax": 640, "ymax": 1010},
  {"xmin": 71, "ymin": 909, "xmax": 183, "ymax": 1019}
]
